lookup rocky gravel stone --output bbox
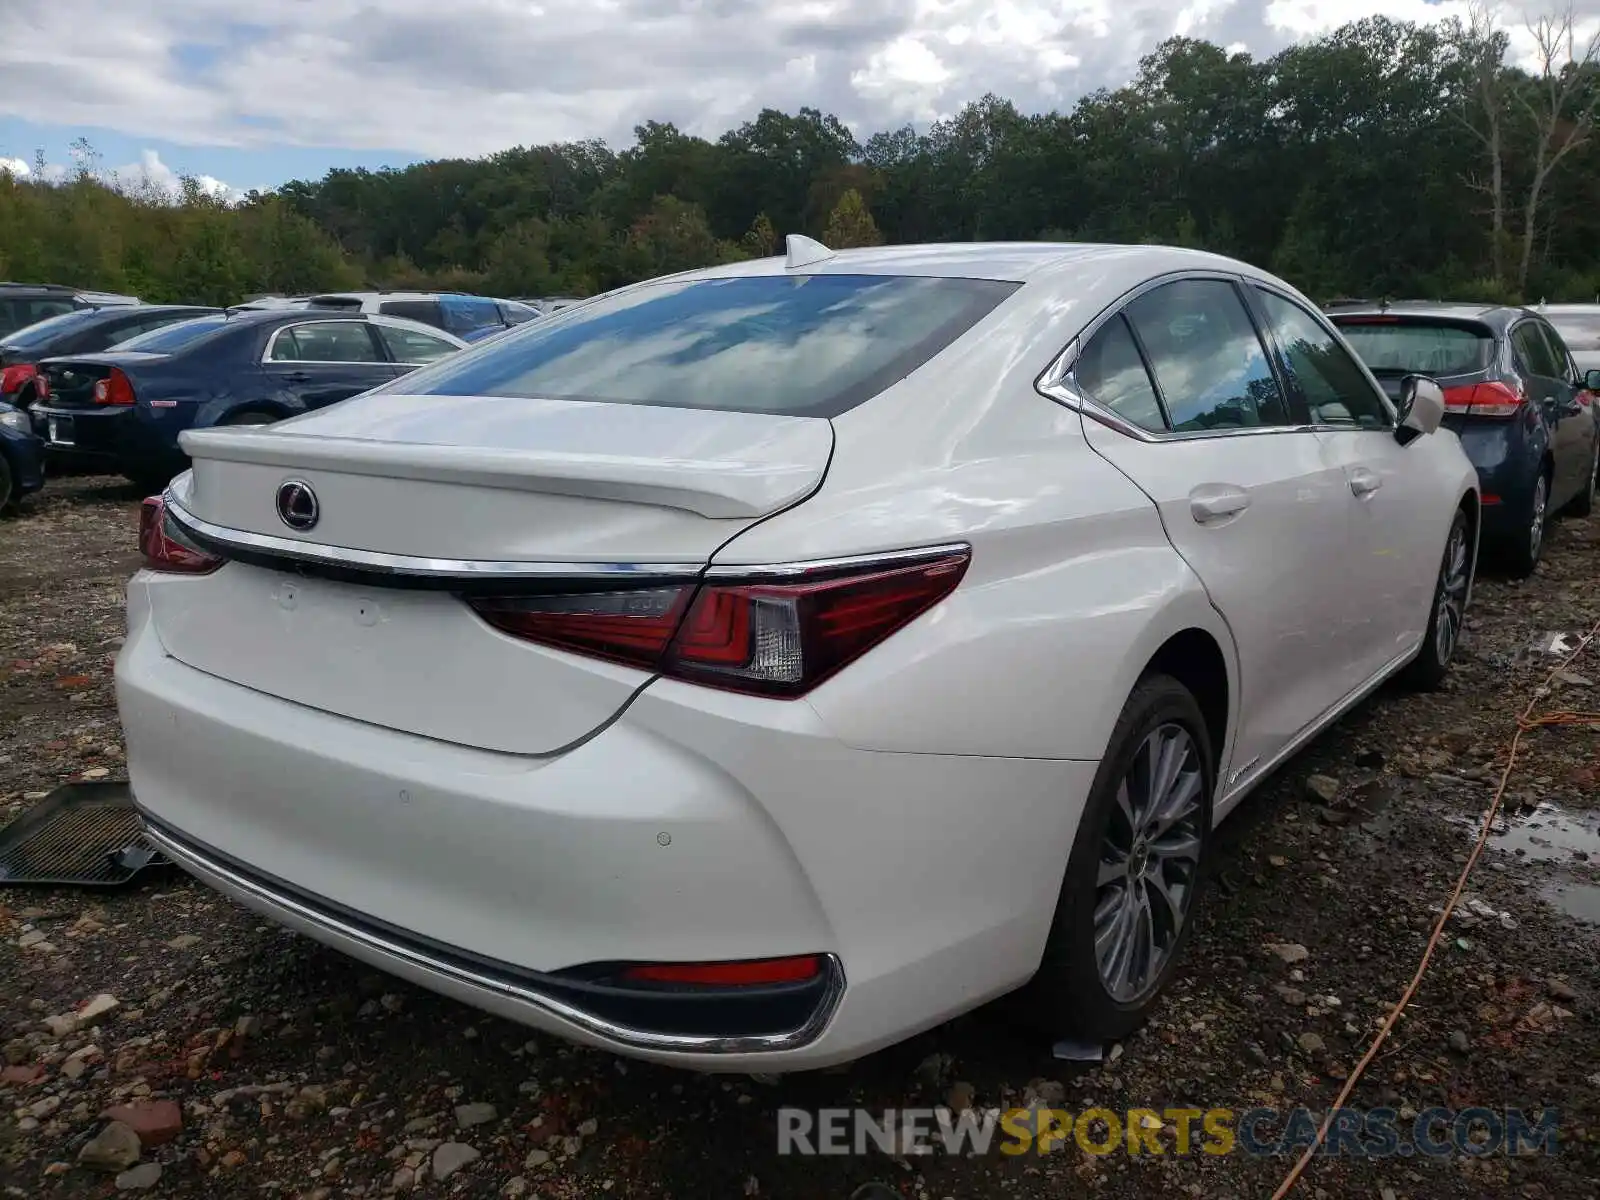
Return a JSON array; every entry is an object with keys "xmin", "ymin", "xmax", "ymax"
[
  {"xmin": 101, "ymin": 1099, "xmax": 183, "ymax": 1146},
  {"xmin": 454, "ymin": 1101, "xmax": 497, "ymax": 1128},
  {"xmin": 77, "ymin": 1120, "xmax": 142, "ymax": 1171},
  {"xmin": 431, "ymin": 1141, "xmax": 480, "ymax": 1180},
  {"xmin": 115, "ymin": 1161, "xmax": 163, "ymax": 1190}
]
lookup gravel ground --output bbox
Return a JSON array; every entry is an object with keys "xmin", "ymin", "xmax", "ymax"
[{"xmin": 2, "ymin": 476, "xmax": 1598, "ymax": 1200}]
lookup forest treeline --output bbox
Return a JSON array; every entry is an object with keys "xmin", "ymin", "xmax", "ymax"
[{"xmin": 4, "ymin": 13, "xmax": 1600, "ymax": 308}]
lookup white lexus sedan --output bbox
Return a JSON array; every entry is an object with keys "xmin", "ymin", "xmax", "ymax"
[{"xmin": 117, "ymin": 239, "xmax": 1479, "ymax": 1071}]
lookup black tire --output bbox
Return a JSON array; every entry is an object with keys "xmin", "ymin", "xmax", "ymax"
[
  {"xmin": 1502, "ymin": 467, "xmax": 1549, "ymax": 579},
  {"xmin": 1017, "ymin": 673, "xmax": 1215, "ymax": 1044},
  {"xmin": 220, "ymin": 410, "xmax": 278, "ymax": 427},
  {"xmin": 0, "ymin": 453, "xmax": 15, "ymax": 514},
  {"xmin": 1571, "ymin": 439, "xmax": 1598, "ymax": 518},
  {"xmin": 1401, "ymin": 508, "xmax": 1472, "ymax": 692}
]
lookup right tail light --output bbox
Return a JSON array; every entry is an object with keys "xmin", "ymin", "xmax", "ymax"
[
  {"xmin": 468, "ymin": 549, "xmax": 971, "ymax": 698},
  {"xmin": 1440, "ymin": 381, "xmax": 1525, "ymax": 418}
]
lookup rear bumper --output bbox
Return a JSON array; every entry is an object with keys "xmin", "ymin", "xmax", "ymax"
[
  {"xmin": 30, "ymin": 404, "xmax": 184, "ymax": 477},
  {"xmin": 139, "ymin": 813, "xmax": 845, "ymax": 1055},
  {"xmin": 117, "ymin": 573, "xmax": 1093, "ymax": 1070},
  {"xmin": 1447, "ymin": 419, "xmax": 1538, "ymax": 545}
]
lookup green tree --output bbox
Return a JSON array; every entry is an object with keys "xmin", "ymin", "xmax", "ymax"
[{"xmin": 823, "ymin": 189, "xmax": 883, "ymax": 249}]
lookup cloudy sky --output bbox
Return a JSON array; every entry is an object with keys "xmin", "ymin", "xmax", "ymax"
[{"xmin": 0, "ymin": 0, "xmax": 1572, "ymax": 198}]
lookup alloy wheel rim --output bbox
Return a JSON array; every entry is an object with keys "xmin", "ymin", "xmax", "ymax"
[
  {"xmin": 1094, "ymin": 723, "xmax": 1205, "ymax": 1003},
  {"xmin": 1530, "ymin": 476, "xmax": 1547, "ymax": 558},
  {"xmin": 1434, "ymin": 521, "xmax": 1469, "ymax": 665}
]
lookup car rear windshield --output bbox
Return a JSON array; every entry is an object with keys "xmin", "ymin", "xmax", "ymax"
[
  {"xmin": 1334, "ymin": 318, "xmax": 1496, "ymax": 377},
  {"xmin": 0, "ymin": 309, "xmax": 99, "ymax": 350},
  {"xmin": 393, "ymin": 273, "xmax": 1022, "ymax": 418},
  {"xmin": 111, "ymin": 315, "xmax": 231, "ymax": 352},
  {"xmin": 1544, "ymin": 312, "xmax": 1600, "ymax": 352}
]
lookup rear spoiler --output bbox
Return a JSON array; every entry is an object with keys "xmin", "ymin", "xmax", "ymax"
[{"xmin": 178, "ymin": 418, "xmax": 834, "ymax": 520}]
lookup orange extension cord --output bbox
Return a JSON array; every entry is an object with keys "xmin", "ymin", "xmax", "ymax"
[{"xmin": 1269, "ymin": 616, "xmax": 1600, "ymax": 1199}]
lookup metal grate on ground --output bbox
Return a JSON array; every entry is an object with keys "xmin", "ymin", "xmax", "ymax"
[{"xmin": 0, "ymin": 782, "xmax": 170, "ymax": 887}]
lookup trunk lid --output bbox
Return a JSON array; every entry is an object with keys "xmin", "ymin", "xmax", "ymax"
[
  {"xmin": 148, "ymin": 393, "xmax": 834, "ymax": 755},
  {"xmin": 39, "ymin": 353, "xmax": 165, "ymax": 410}
]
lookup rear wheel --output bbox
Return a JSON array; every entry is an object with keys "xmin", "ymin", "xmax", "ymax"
[
  {"xmin": 0, "ymin": 454, "xmax": 15, "ymax": 514},
  {"xmin": 1572, "ymin": 440, "xmax": 1598, "ymax": 517},
  {"xmin": 1402, "ymin": 508, "xmax": 1472, "ymax": 691},
  {"xmin": 1503, "ymin": 469, "xmax": 1549, "ymax": 578},
  {"xmin": 1020, "ymin": 674, "xmax": 1213, "ymax": 1043},
  {"xmin": 220, "ymin": 410, "xmax": 278, "ymax": 427}
]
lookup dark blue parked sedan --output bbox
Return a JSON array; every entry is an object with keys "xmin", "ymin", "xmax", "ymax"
[
  {"xmin": 1331, "ymin": 302, "xmax": 1600, "ymax": 576},
  {"xmin": 0, "ymin": 401, "xmax": 46, "ymax": 512},
  {"xmin": 28, "ymin": 309, "xmax": 468, "ymax": 489}
]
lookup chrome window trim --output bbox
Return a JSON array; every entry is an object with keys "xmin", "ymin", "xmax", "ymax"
[
  {"xmin": 1034, "ymin": 269, "xmax": 1322, "ymax": 443},
  {"xmin": 140, "ymin": 814, "xmax": 845, "ymax": 1056},
  {"xmin": 260, "ymin": 318, "xmax": 387, "ymax": 367}
]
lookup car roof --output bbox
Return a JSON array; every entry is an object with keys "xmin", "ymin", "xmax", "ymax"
[
  {"xmin": 668, "ymin": 241, "xmax": 1267, "ymax": 286},
  {"xmin": 305, "ymin": 291, "xmax": 471, "ymax": 302}
]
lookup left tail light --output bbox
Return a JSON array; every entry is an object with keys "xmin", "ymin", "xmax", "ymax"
[
  {"xmin": 0, "ymin": 362, "xmax": 35, "ymax": 397},
  {"xmin": 93, "ymin": 367, "xmax": 136, "ymax": 406},
  {"xmin": 138, "ymin": 495, "xmax": 225, "ymax": 574},
  {"xmin": 468, "ymin": 548, "xmax": 970, "ymax": 698}
]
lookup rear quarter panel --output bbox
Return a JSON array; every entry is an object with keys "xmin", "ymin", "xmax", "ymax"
[{"xmin": 714, "ymin": 288, "xmax": 1240, "ymax": 767}]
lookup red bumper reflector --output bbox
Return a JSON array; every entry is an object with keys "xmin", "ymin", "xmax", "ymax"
[{"xmin": 619, "ymin": 956, "xmax": 823, "ymax": 986}]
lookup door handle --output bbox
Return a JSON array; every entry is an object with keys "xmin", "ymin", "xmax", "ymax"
[
  {"xmin": 281, "ymin": 371, "xmax": 311, "ymax": 383},
  {"xmin": 1348, "ymin": 466, "xmax": 1382, "ymax": 497},
  {"xmin": 1189, "ymin": 484, "xmax": 1251, "ymax": 524}
]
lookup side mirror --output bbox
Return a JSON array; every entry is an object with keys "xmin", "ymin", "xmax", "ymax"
[
  {"xmin": 1585, "ymin": 368, "xmax": 1600, "ymax": 391},
  {"xmin": 1395, "ymin": 375, "xmax": 1444, "ymax": 445}
]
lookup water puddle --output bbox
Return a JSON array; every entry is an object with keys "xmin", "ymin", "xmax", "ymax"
[
  {"xmin": 1539, "ymin": 879, "xmax": 1600, "ymax": 924},
  {"xmin": 1468, "ymin": 801, "xmax": 1600, "ymax": 864}
]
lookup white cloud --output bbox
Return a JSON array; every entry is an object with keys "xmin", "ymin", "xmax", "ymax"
[
  {"xmin": 0, "ymin": 0, "xmax": 1597, "ymax": 171},
  {"xmin": 0, "ymin": 147, "xmax": 242, "ymax": 203},
  {"xmin": 107, "ymin": 149, "xmax": 244, "ymax": 204}
]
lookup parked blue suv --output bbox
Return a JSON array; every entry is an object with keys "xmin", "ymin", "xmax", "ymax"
[{"xmin": 1331, "ymin": 302, "xmax": 1600, "ymax": 576}]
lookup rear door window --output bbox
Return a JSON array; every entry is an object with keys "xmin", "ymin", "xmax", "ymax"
[
  {"xmin": 377, "ymin": 324, "xmax": 461, "ymax": 365},
  {"xmin": 392, "ymin": 274, "xmax": 1020, "ymax": 419},
  {"xmin": 1123, "ymin": 279, "xmax": 1291, "ymax": 431},
  {"xmin": 1512, "ymin": 322, "xmax": 1563, "ymax": 379},
  {"xmin": 1534, "ymin": 321, "xmax": 1575, "ymax": 380},
  {"xmin": 270, "ymin": 321, "xmax": 382, "ymax": 363}
]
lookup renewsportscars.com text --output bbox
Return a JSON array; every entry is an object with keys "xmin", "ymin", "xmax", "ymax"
[{"xmin": 776, "ymin": 1105, "xmax": 1561, "ymax": 1158}]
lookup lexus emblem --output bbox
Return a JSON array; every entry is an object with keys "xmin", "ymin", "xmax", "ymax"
[{"xmin": 275, "ymin": 480, "xmax": 320, "ymax": 531}]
